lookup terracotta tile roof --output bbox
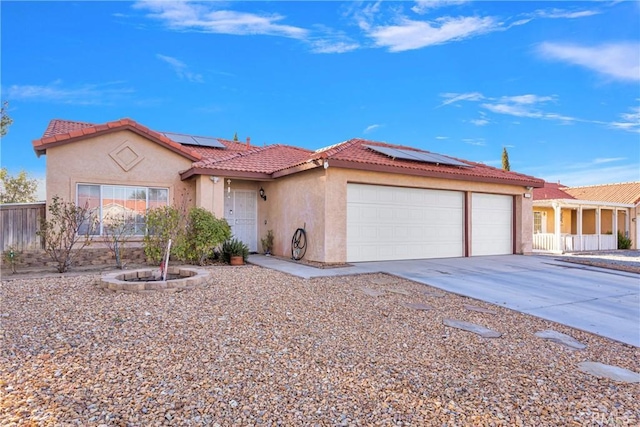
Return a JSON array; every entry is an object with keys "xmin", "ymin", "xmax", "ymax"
[
  {"xmin": 193, "ymin": 144, "xmax": 313, "ymax": 174},
  {"xmin": 533, "ymin": 182, "xmax": 575, "ymax": 201},
  {"xmin": 43, "ymin": 119, "xmax": 94, "ymax": 137},
  {"xmin": 564, "ymin": 182, "xmax": 640, "ymax": 205},
  {"xmin": 35, "ymin": 119, "xmax": 545, "ymax": 188},
  {"xmin": 295, "ymin": 139, "xmax": 544, "ymax": 186},
  {"xmin": 33, "ymin": 118, "xmax": 202, "ymax": 161}
]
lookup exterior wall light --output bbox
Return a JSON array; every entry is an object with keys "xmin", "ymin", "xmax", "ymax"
[{"xmin": 259, "ymin": 187, "xmax": 267, "ymax": 201}]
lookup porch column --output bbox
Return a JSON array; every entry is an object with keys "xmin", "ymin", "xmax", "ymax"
[
  {"xmin": 552, "ymin": 202, "xmax": 562, "ymax": 252},
  {"xmin": 577, "ymin": 205, "xmax": 583, "ymax": 251},
  {"xmin": 613, "ymin": 208, "xmax": 618, "ymax": 249},
  {"xmin": 596, "ymin": 207, "xmax": 601, "ymax": 250}
]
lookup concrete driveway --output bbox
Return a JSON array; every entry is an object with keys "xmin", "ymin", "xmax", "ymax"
[{"xmin": 249, "ymin": 254, "xmax": 640, "ymax": 347}]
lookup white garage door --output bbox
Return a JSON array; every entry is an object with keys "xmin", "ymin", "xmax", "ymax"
[
  {"xmin": 471, "ymin": 193, "xmax": 513, "ymax": 256},
  {"xmin": 347, "ymin": 183, "xmax": 464, "ymax": 262}
]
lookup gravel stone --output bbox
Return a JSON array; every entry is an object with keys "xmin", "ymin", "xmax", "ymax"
[{"xmin": 2, "ymin": 266, "xmax": 639, "ymax": 425}]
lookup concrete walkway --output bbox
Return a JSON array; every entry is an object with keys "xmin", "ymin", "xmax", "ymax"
[{"xmin": 248, "ymin": 254, "xmax": 640, "ymax": 347}]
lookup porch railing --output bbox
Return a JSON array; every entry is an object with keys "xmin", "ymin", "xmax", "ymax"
[{"xmin": 533, "ymin": 233, "xmax": 618, "ymax": 252}]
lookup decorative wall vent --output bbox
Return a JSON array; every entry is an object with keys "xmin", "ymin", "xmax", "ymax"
[{"xmin": 109, "ymin": 141, "xmax": 144, "ymax": 172}]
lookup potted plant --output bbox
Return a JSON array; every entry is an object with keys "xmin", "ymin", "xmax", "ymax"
[
  {"xmin": 222, "ymin": 238, "xmax": 249, "ymax": 265},
  {"xmin": 261, "ymin": 229, "xmax": 274, "ymax": 255}
]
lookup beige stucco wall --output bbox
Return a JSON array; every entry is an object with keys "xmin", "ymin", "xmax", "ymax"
[
  {"xmin": 45, "ymin": 130, "xmax": 196, "ymax": 247},
  {"xmin": 258, "ymin": 166, "xmax": 533, "ymax": 263},
  {"xmin": 254, "ymin": 169, "xmax": 326, "ymax": 261}
]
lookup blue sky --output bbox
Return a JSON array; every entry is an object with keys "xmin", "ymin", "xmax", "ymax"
[{"xmin": 1, "ymin": 1, "xmax": 639, "ymax": 199}]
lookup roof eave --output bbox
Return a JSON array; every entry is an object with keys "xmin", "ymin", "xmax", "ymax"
[
  {"xmin": 32, "ymin": 123, "xmax": 201, "ymax": 162},
  {"xmin": 321, "ymin": 159, "xmax": 544, "ymax": 187},
  {"xmin": 533, "ymin": 198, "xmax": 634, "ymax": 208},
  {"xmin": 180, "ymin": 167, "xmax": 274, "ymax": 181}
]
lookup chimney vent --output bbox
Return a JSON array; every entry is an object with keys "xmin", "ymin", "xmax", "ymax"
[{"xmin": 246, "ymin": 137, "xmax": 251, "ymax": 147}]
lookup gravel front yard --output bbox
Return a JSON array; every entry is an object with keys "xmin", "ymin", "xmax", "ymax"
[{"xmin": 1, "ymin": 266, "xmax": 639, "ymax": 426}]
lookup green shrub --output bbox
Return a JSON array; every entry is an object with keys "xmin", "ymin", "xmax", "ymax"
[
  {"xmin": 183, "ymin": 207, "xmax": 231, "ymax": 265},
  {"xmin": 222, "ymin": 238, "xmax": 249, "ymax": 264},
  {"xmin": 618, "ymin": 230, "xmax": 632, "ymax": 250}
]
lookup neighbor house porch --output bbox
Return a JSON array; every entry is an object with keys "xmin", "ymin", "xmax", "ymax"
[{"xmin": 532, "ymin": 201, "xmax": 632, "ymax": 253}]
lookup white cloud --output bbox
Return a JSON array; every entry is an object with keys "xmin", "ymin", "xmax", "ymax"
[
  {"xmin": 364, "ymin": 124, "xmax": 382, "ymax": 133},
  {"xmin": 537, "ymin": 163, "xmax": 640, "ymax": 187},
  {"xmin": 609, "ymin": 106, "xmax": 640, "ymax": 133},
  {"xmin": 435, "ymin": 136, "xmax": 449, "ymax": 140},
  {"xmin": 537, "ymin": 42, "xmax": 640, "ymax": 82},
  {"xmin": 470, "ymin": 118, "xmax": 489, "ymax": 126},
  {"xmin": 593, "ymin": 157, "xmax": 626, "ymax": 164},
  {"xmin": 534, "ymin": 8, "xmax": 601, "ymax": 19},
  {"xmin": 462, "ymin": 138, "xmax": 486, "ymax": 146},
  {"xmin": 367, "ymin": 16, "xmax": 499, "ymax": 52},
  {"xmin": 439, "ymin": 92, "xmax": 484, "ymax": 107},
  {"xmin": 411, "ymin": 1, "xmax": 470, "ymax": 14},
  {"xmin": 134, "ymin": 1, "xmax": 308, "ymax": 39},
  {"xmin": 4, "ymin": 80, "xmax": 134, "ymax": 105},
  {"xmin": 156, "ymin": 54, "xmax": 203, "ymax": 83},
  {"xmin": 482, "ymin": 102, "xmax": 542, "ymax": 118},
  {"xmin": 310, "ymin": 39, "xmax": 360, "ymax": 54},
  {"xmin": 501, "ymin": 94, "xmax": 556, "ymax": 105}
]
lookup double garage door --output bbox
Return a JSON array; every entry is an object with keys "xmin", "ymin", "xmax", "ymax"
[{"xmin": 347, "ymin": 183, "xmax": 512, "ymax": 262}]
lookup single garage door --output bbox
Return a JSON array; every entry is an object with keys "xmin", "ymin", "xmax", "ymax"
[
  {"xmin": 471, "ymin": 193, "xmax": 513, "ymax": 256},
  {"xmin": 347, "ymin": 183, "xmax": 464, "ymax": 262}
]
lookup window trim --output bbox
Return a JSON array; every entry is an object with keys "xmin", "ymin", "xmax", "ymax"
[{"xmin": 76, "ymin": 183, "xmax": 169, "ymax": 236}]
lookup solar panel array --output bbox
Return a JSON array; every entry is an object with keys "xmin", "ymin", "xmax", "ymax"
[
  {"xmin": 365, "ymin": 145, "xmax": 471, "ymax": 168},
  {"xmin": 161, "ymin": 132, "xmax": 226, "ymax": 149}
]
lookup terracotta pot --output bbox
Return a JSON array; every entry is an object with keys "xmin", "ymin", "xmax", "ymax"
[{"xmin": 230, "ymin": 256, "xmax": 244, "ymax": 266}]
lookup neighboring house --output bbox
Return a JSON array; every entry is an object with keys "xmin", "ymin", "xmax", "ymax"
[
  {"xmin": 532, "ymin": 181, "xmax": 640, "ymax": 252},
  {"xmin": 33, "ymin": 118, "xmax": 544, "ymax": 264}
]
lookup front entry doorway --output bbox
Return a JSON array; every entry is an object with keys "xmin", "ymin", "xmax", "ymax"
[{"xmin": 224, "ymin": 190, "xmax": 257, "ymax": 252}]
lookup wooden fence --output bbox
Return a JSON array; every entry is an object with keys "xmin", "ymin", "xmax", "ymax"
[{"xmin": 1, "ymin": 202, "xmax": 46, "ymax": 252}]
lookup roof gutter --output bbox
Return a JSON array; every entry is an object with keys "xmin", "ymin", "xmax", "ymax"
[
  {"xmin": 533, "ymin": 198, "xmax": 634, "ymax": 208},
  {"xmin": 180, "ymin": 167, "xmax": 273, "ymax": 181},
  {"xmin": 314, "ymin": 159, "xmax": 544, "ymax": 187}
]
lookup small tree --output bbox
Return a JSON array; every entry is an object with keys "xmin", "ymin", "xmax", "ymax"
[
  {"xmin": 1, "ymin": 101, "xmax": 13, "ymax": 137},
  {"xmin": 233, "ymin": 132, "xmax": 239, "ymax": 141},
  {"xmin": 102, "ymin": 212, "xmax": 136, "ymax": 269},
  {"xmin": 501, "ymin": 147, "xmax": 511, "ymax": 171},
  {"xmin": 0, "ymin": 168, "xmax": 38, "ymax": 204},
  {"xmin": 37, "ymin": 196, "xmax": 96, "ymax": 273},
  {"xmin": 143, "ymin": 206, "xmax": 182, "ymax": 264}
]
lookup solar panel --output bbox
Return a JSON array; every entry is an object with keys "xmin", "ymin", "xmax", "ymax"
[
  {"xmin": 364, "ymin": 145, "xmax": 423, "ymax": 162},
  {"xmin": 192, "ymin": 136, "xmax": 226, "ymax": 149},
  {"xmin": 160, "ymin": 132, "xmax": 226, "ymax": 149},
  {"xmin": 365, "ymin": 145, "xmax": 472, "ymax": 168}
]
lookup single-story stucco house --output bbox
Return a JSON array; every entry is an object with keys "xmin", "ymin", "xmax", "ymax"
[
  {"xmin": 33, "ymin": 118, "xmax": 545, "ymax": 264},
  {"xmin": 532, "ymin": 181, "xmax": 640, "ymax": 252}
]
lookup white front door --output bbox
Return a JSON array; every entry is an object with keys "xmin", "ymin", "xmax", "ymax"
[{"xmin": 224, "ymin": 190, "xmax": 257, "ymax": 252}]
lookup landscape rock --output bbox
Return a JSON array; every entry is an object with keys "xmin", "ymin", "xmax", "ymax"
[
  {"xmin": 442, "ymin": 318, "xmax": 502, "ymax": 338},
  {"xmin": 578, "ymin": 362, "xmax": 640, "ymax": 383},
  {"xmin": 535, "ymin": 329, "xmax": 587, "ymax": 350}
]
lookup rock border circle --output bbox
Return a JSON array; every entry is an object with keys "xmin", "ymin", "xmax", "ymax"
[{"xmin": 100, "ymin": 267, "xmax": 209, "ymax": 293}]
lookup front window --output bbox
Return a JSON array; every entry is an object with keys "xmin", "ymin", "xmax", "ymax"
[
  {"xmin": 533, "ymin": 211, "xmax": 543, "ymax": 234},
  {"xmin": 77, "ymin": 184, "xmax": 168, "ymax": 235}
]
